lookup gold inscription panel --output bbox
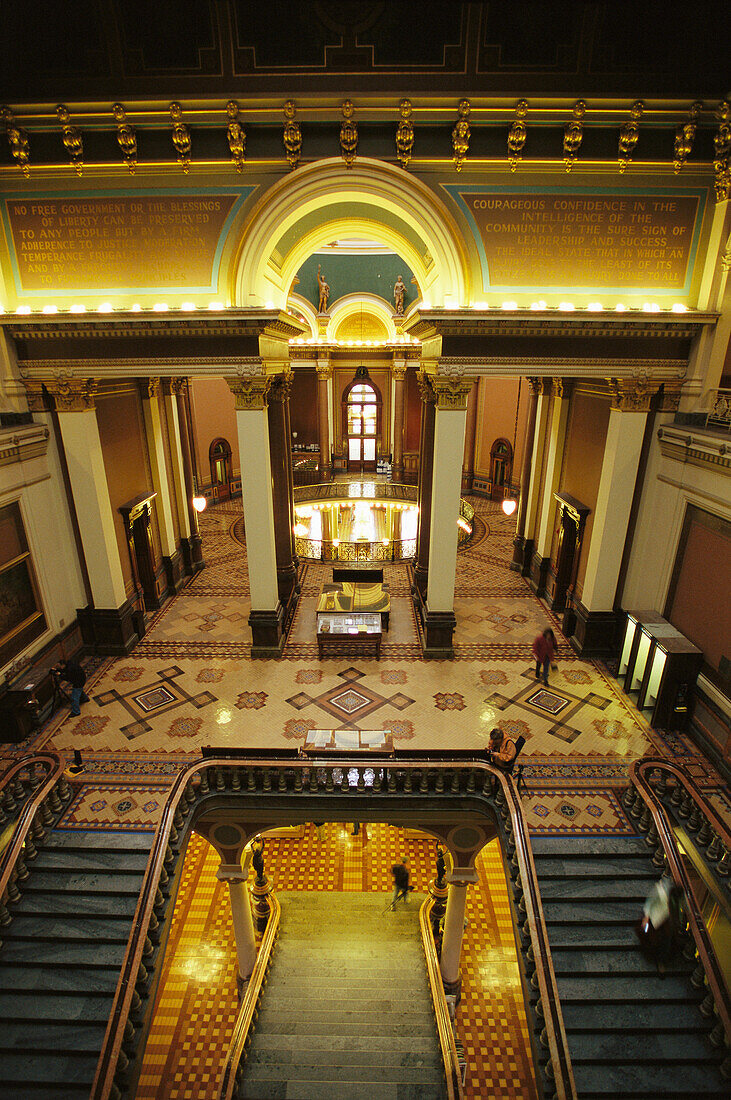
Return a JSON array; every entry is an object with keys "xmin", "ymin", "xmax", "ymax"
[
  {"xmin": 4, "ymin": 193, "xmax": 244, "ymax": 293},
  {"xmin": 456, "ymin": 190, "xmax": 702, "ymax": 291}
]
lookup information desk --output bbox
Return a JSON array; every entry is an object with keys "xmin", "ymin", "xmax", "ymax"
[
  {"xmin": 317, "ymin": 612, "xmax": 382, "ymax": 659},
  {"xmin": 317, "ymin": 582, "xmax": 390, "ymax": 630}
]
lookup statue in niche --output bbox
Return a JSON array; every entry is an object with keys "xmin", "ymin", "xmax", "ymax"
[
  {"xmin": 317, "ymin": 264, "xmax": 330, "ymax": 313},
  {"xmin": 393, "ymin": 274, "xmax": 406, "ymax": 315}
]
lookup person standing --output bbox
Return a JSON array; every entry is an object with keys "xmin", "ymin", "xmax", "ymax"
[
  {"xmin": 532, "ymin": 628, "xmax": 557, "ymax": 685},
  {"xmin": 389, "ymin": 858, "xmax": 411, "ymax": 909},
  {"xmin": 55, "ymin": 658, "xmax": 88, "ymax": 717}
]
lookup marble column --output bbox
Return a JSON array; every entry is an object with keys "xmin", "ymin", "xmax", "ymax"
[
  {"xmin": 228, "ymin": 375, "xmax": 283, "ymax": 657},
  {"xmin": 413, "ymin": 373, "xmax": 436, "ymax": 600},
  {"xmin": 267, "ymin": 373, "xmax": 298, "ymax": 612},
  {"xmin": 461, "ymin": 380, "xmax": 479, "ymax": 495},
  {"xmin": 520, "ymin": 379, "xmax": 551, "ymax": 578},
  {"xmin": 216, "ymin": 863, "xmax": 257, "ymax": 997},
  {"xmin": 423, "ymin": 377, "xmax": 471, "ymax": 657},
  {"xmin": 316, "ymin": 359, "xmax": 332, "ymax": 482},
  {"xmin": 531, "ymin": 379, "xmax": 572, "ymax": 599},
  {"xmin": 571, "ymin": 382, "xmax": 652, "ymax": 656},
  {"xmin": 51, "ymin": 379, "xmax": 136, "ymax": 654},
  {"xmin": 141, "ymin": 378, "xmax": 183, "ymax": 596},
  {"xmin": 391, "ymin": 358, "xmax": 407, "ymax": 482},
  {"xmin": 440, "ymin": 879, "xmax": 470, "ymax": 1000},
  {"xmin": 161, "ymin": 378, "xmax": 203, "ymax": 576},
  {"xmin": 511, "ymin": 378, "xmax": 540, "ymax": 571}
]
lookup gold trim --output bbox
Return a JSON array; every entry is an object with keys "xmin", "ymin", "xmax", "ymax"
[
  {"xmin": 452, "ymin": 99, "xmax": 470, "ymax": 172},
  {"xmin": 283, "ymin": 100, "xmax": 302, "ymax": 170},
  {"xmin": 563, "ymin": 100, "xmax": 586, "ymax": 172},
  {"xmin": 713, "ymin": 101, "xmax": 730, "ymax": 203},
  {"xmin": 395, "ymin": 99, "xmax": 414, "ymax": 170},
  {"xmin": 618, "ymin": 100, "xmax": 644, "ymax": 174},
  {"xmin": 226, "ymin": 101, "xmax": 246, "ymax": 173},
  {"xmin": 56, "ymin": 105, "xmax": 83, "ymax": 176},
  {"xmin": 226, "ymin": 376, "xmax": 271, "ymax": 410},
  {"xmin": 340, "ymin": 100, "xmax": 358, "ymax": 168},
  {"xmin": 607, "ymin": 377, "xmax": 658, "ymax": 411},
  {"xmin": 673, "ymin": 102, "xmax": 702, "ymax": 174},
  {"xmin": 169, "ymin": 102, "xmax": 191, "ymax": 174},
  {"xmin": 112, "ymin": 103, "xmax": 137, "ymax": 174},
  {"xmin": 508, "ymin": 99, "xmax": 529, "ymax": 172},
  {"xmin": 45, "ymin": 377, "xmax": 97, "ymax": 412},
  {"xmin": 2, "ymin": 107, "xmax": 30, "ymax": 177},
  {"xmin": 432, "ymin": 377, "xmax": 472, "ymax": 410}
]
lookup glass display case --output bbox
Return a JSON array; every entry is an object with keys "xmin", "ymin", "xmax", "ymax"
[
  {"xmin": 619, "ymin": 611, "xmax": 703, "ymax": 730},
  {"xmin": 317, "ymin": 612, "xmax": 382, "ymax": 659}
]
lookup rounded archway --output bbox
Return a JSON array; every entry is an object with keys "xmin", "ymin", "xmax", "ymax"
[{"xmin": 232, "ymin": 158, "xmax": 470, "ymax": 309}]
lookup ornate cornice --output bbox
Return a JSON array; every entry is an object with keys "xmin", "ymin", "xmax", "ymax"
[
  {"xmin": 658, "ymin": 426, "xmax": 731, "ymax": 474},
  {"xmin": 44, "ymin": 377, "xmax": 98, "ymax": 412},
  {"xmin": 412, "ymin": 314, "xmax": 715, "ymax": 340},
  {"xmin": 315, "ymin": 360, "xmax": 332, "ymax": 381},
  {"xmin": 0, "ymin": 423, "xmax": 49, "ymax": 467},
  {"xmin": 607, "ymin": 378, "xmax": 659, "ymax": 412},
  {"xmin": 2, "ymin": 312, "xmax": 305, "ymax": 342},
  {"xmin": 226, "ymin": 376, "xmax": 271, "ymax": 410},
  {"xmin": 432, "ymin": 377, "xmax": 472, "ymax": 410}
]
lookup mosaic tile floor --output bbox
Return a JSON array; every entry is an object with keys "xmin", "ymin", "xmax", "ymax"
[
  {"xmin": 139, "ymin": 824, "xmax": 536, "ymax": 1100},
  {"xmin": 4, "ymin": 490, "xmax": 728, "ymax": 1099}
]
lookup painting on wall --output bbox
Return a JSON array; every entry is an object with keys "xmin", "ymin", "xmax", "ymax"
[{"xmin": 0, "ymin": 502, "xmax": 47, "ymax": 671}]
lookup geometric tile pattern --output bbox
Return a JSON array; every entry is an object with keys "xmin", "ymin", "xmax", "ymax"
[
  {"xmin": 522, "ymin": 788, "xmax": 634, "ymax": 835},
  {"xmin": 56, "ymin": 782, "xmax": 168, "ymax": 831}
]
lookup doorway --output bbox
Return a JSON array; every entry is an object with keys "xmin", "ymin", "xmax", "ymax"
[
  {"xmin": 343, "ymin": 375, "xmax": 381, "ymax": 474},
  {"xmin": 490, "ymin": 438, "xmax": 513, "ymax": 501},
  {"xmin": 209, "ymin": 437, "xmax": 232, "ymax": 501}
]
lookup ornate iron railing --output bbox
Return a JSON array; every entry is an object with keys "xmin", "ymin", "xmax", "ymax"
[
  {"xmin": 91, "ymin": 753, "xmax": 575, "ymax": 1100},
  {"xmin": 419, "ymin": 896, "xmax": 464, "ymax": 1100},
  {"xmin": 294, "ymin": 534, "xmax": 416, "ymax": 561},
  {"xmin": 293, "ymin": 483, "xmax": 418, "ymax": 504},
  {"xmin": 705, "ymin": 388, "xmax": 731, "ymax": 433}
]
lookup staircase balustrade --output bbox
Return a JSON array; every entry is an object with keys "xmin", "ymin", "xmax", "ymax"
[
  {"xmin": 419, "ymin": 895, "xmax": 465, "ymax": 1099},
  {"xmin": 90, "ymin": 753, "xmax": 576, "ymax": 1100},
  {"xmin": 628, "ymin": 758, "xmax": 731, "ymax": 1077}
]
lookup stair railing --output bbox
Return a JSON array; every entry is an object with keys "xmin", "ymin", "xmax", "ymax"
[
  {"xmin": 627, "ymin": 758, "xmax": 731, "ymax": 1075},
  {"xmin": 91, "ymin": 753, "xmax": 576, "ymax": 1100},
  {"xmin": 217, "ymin": 892, "xmax": 281, "ymax": 1100},
  {"xmin": 0, "ymin": 751, "xmax": 70, "ymax": 926},
  {"xmin": 419, "ymin": 896, "xmax": 464, "ymax": 1100}
]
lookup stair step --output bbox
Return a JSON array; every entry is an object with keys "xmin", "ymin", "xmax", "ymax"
[
  {"xmin": 539, "ymin": 878, "xmax": 652, "ymax": 900},
  {"xmin": 2, "ymin": 915, "xmax": 130, "ymax": 943},
  {"xmin": 531, "ymin": 836, "xmax": 650, "ymax": 857},
  {"xmin": 33, "ymin": 848, "xmax": 149, "ymax": 873},
  {"xmin": 45, "ymin": 830, "xmax": 153, "ymax": 851},
  {"xmin": 543, "ymin": 900, "xmax": 640, "ymax": 922},
  {"xmin": 0, "ymin": 939, "xmax": 126, "ymax": 968},
  {"xmin": 0, "ymin": 966, "xmax": 118, "ymax": 995},
  {"xmin": 12, "ymin": 892, "xmax": 137, "ymax": 917},
  {"xmin": 544, "ymin": 925, "xmax": 639, "ymax": 948},
  {"xmin": 20, "ymin": 872, "xmax": 141, "ymax": 894},
  {"xmin": 253, "ymin": 1015, "xmax": 438, "ymax": 1038},
  {"xmin": 0, "ymin": 1052, "xmax": 99, "ymax": 1087},
  {"xmin": 240, "ymin": 1083, "xmax": 444, "ymax": 1100},
  {"xmin": 534, "ymin": 856, "xmax": 656, "ymax": 878},
  {"xmin": 241, "ymin": 1063, "xmax": 445, "ymax": 1084},
  {"xmin": 551, "ymin": 948, "xmax": 689, "ymax": 976},
  {"xmin": 0, "ymin": 1021, "xmax": 107, "ymax": 1054},
  {"xmin": 249, "ymin": 1035, "xmax": 439, "ymax": 1055},
  {"xmin": 561, "ymin": 1002, "xmax": 709, "ymax": 1032},
  {"xmin": 573, "ymin": 1062, "xmax": 728, "ymax": 1097},
  {"xmin": 556, "ymin": 975, "xmax": 702, "ymax": 1003},
  {"xmin": 568, "ymin": 1030, "xmax": 716, "ymax": 1064},
  {"xmin": 0, "ymin": 992, "xmax": 113, "ymax": 1022}
]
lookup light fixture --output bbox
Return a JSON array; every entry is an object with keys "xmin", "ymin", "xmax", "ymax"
[
  {"xmin": 208, "ymin": 301, "xmax": 224, "ymax": 311},
  {"xmin": 131, "ymin": 304, "xmax": 142, "ymax": 312},
  {"xmin": 587, "ymin": 302, "xmax": 603, "ymax": 311},
  {"xmin": 16, "ymin": 305, "xmax": 31, "ymax": 314},
  {"xmin": 293, "ymin": 523, "xmax": 308, "ymax": 537},
  {"xmin": 153, "ymin": 303, "xmax": 168, "ymax": 312},
  {"xmin": 42, "ymin": 304, "xmax": 57, "ymax": 314},
  {"xmin": 502, "ymin": 498, "xmax": 518, "ymax": 516},
  {"xmin": 643, "ymin": 302, "xmax": 660, "ymax": 312},
  {"xmin": 558, "ymin": 302, "xmax": 575, "ymax": 311},
  {"xmin": 70, "ymin": 304, "xmax": 86, "ymax": 313},
  {"xmin": 530, "ymin": 301, "xmax": 546, "ymax": 311},
  {"xmin": 614, "ymin": 304, "xmax": 626, "ymax": 312},
  {"xmin": 181, "ymin": 302, "xmax": 196, "ymax": 311},
  {"xmin": 192, "ymin": 496, "xmax": 207, "ymax": 513},
  {"xmin": 98, "ymin": 302, "xmax": 113, "ymax": 313},
  {"xmin": 501, "ymin": 301, "xmax": 518, "ymax": 310},
  {"xmin": 672, "ymin": 303, "xmax": 688, "ymax": 313}
]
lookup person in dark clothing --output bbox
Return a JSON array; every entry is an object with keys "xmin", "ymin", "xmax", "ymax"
[
  {"xmin": 390, "ymin": 859, "xmax": 411, "ymax": 909},
  {"xmin": 55, "ymin": 658, "xmax": 88, "ymax": 717}
]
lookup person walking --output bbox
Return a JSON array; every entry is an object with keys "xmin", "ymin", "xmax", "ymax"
[
  {"xmin": 389, "ymin": 858, "xmax": 411, "ymax": 909},
  {"xmin": 55, "ymin": 658, "xmax": 88, "ymax": 717},
  {"xmin": 532, "ymin": 628, "xmax": 557, "ymax": 685}
]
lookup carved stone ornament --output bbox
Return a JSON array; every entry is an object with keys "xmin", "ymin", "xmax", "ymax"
[
  {"xmin": 432, "ymin": 377, "xmax": 472, "ymax": 411},
  {"xmin": 315, "ymin": 360, "xmax": 333, "ymax": 382},
  {"xmin": 169, "ymin": 102, "xmax": 191, "ymax": 173},
  {"xmin": 452, "ymin": 99, "xmax": 471, "ymax": 172},
  {"xmin": 269, "ymin": 370, "xmax": 293, "ymax": 402},
  {"xmin": 2, "ymin": 107, "xmax": 30, "ymax": 177},
  {"xmin": 391, "ymin": 359, "xmax": 407, "ymax": 381},
  {"xmin": 618, "ymin": 100, "xmax": 644, "ymax": 173},
  {"xmin": 607, "ymin": 377, "xmax": 656, "ymax": 412},
  {"xmin": 340, "ymin": 100, "xmax": 358, "ymax": 167},
  {"xmin": 659, "ymin": 384, "xmax": 683, "ymax": 412},
  {"xmin": 551, "ymin": 378, "xmax": 568, "ymax": 399},
  {"xmin": 713, "ymin": 101, "xmax": 731, "ymax": 203},
  {"xmin": 227, "ymin": 376, "xmax": 272, "ymax": 410},
  {"xmin": 416, "ymin": 371, "xmax": 436, "ymax": 404},
  {"xmin": 673, "ymin": 101, "xmax": 702, "ymax": 174},
  {"xmin": 22, "ymin": 381, "xmax": 45, "ymax": 411},
  {"xmin": 112, "ymin": 103, "xmax": 137, "ymax": 174},
  {"xmin": 563, "ymin": 100, "xmax": 586, "ymax": 172},
  {"xmin": 164, "ymin": 377, "xmax": 189, "ymax": 397},
  {"xmin": 283, "ymin": 100, "xmax": 302, "ymax": 170},
  {"xmin": 395, "ymin": 98, "xmax": 414, "ymax": 169},
  {"xmin": 47, "ymin": 377, "xmax": 98, "ymax": 413},
  {"xmin": 56, "ymin": 105, "xmax": 83, "ymax": 175},
  {"xmin": 508, "ymin": 99, "xmax": 529, "ymax": 172},
  {"xmin": 527, "ymin": 376, "xmax": 543, "ymax": 397},
  {"xmin": 226, "ymin": 101, "xmax": 246, "ymax": 172},
  {"xmin": 144, "ymin": 377, "xmax": 161, "ymax": 400}
]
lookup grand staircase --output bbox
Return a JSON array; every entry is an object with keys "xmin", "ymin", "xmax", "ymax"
[
  {"xmin": 0, "ymin": 828, "xmax": 151, "ymax": 1099},
  {"xmin": 531, "ymin": 834, "xmax": 726, "ymax": 1098},
  {"xmin": 238, "ymin": 891, "xmax": 446, "ymax": 1099}
]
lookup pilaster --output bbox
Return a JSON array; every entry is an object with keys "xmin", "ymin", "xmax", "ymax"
[{"xmin": 140, "ymin": 378, "xmax": 183, "ymax": 596}]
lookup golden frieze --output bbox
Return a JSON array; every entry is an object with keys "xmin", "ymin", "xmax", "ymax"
[
  {"xmin": 563, "ymin": 100, "xmax": 586, "ymax": 172},
  {"xmin": 112, "ymin": 104, "xmax": 137, "ymax": 174},
  {"xmin": 452, "ymin": 99, "xmax": 470, "ymax": 172},
  {"xmin": 395, "ymin": 99, "xmax": 414, "ymax": 169},
  {"xmin": 56, "ymin": 105, "xmax": 83, "ymax": 176},
  {"xmin": 226, "ymin": 101, "xmax": 246, "ymax": 173},
  {"xmin": 283, "ymin": 100, "xmax": 302, "ymax": 169},
  {"xmin": 169, "ymin": 102, "xmax": 192, "ymax": 173},
  {"xmin": 508, "ymin": 99, "xmax": 528, "ymax": 172},
  {"xmin": 618, "ymin": 101, "xmax": 644, "ymax": 173},
  {"xmin": 340, "ymin": 100, "xmax": 358, "ymax": 167},
  {"xmin": 673, "ymin": 101, "xmax": 702, "ymax": 174}
]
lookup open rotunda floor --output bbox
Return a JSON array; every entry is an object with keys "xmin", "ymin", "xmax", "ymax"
[{"xmin": 3, "ymin": 493, "xmax": 729, "ymax": 1100}]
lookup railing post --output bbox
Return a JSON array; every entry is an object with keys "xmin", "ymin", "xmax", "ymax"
[
  {"xmin": 217, "ymin": 861, "xmax": 258, "ymax": 999},
  {"xmin": 440, "ymin": 874, "xmax": 474, "ymax": 1003}
]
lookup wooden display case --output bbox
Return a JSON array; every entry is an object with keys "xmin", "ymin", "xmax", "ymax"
[
  {"xmin": 619, "ymin": 611, "xmax": 703, "ymax": 730},
  {"xmin": 317, "ymin": 612, "xmax": 382, "ymax": 659}
]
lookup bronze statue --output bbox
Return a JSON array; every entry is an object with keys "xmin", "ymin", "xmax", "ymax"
[
  {"xmin": 436, "ymin": 845, "xmax": 446, "ymax": 887},
  {"xmin": 317, "ymin": 264, "xmax": 330, "ymax": 313},
  {"xmin": 251, "ymin": 838, "xmax": 265, "ymax": 882},
  {"xmin": 393, "ymin": 274, "xmax": 406, "ymax": 315}
]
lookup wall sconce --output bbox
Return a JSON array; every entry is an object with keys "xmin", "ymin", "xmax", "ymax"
[
  {"xmin": 502, "ymin": 499, "xmax": 517, "ymax": 516},
  {"xmin": 192, "ymin": 496, "xmax": 207, "ymax": 513}
]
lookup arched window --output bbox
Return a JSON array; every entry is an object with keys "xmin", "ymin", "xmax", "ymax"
[
  {"xmin": 209, "ymin": 438, "xmax": 232, "ymax": 490},
  {"xmin": 342, "ymin": 372, "xmax": 382, "ymax": 473},
  {"xmin": 490, "ymin": 438, "xmax": 513, "ymax": 500}
]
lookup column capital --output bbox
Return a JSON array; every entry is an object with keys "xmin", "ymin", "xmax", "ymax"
[
  {"xmin": 46, "ymin": 377, "xmax": 97, "ymax": 412},
  {"xmin": 526, "ymin": 376, "xmax": 543, "ymax": 396},
  {"xmin": 21, "ymin": 381, "xmax": 46, "ymax": 412},
  {"xmin": 268, "ymin": 369, "xmax": 293, "ymax": 402},
  {"xmin": 162, "ymin": 377, "xmax": 189, "ymax": 397},
  {"xmin": 432, "ymin": 378, "xmax": 473, "ymax": 411},
  {"xmin": 140, "ymin": 377, "xmax": 161, "ymax": 400},
  {"xmin": 216, "ymin": 862, "xmax": 250, "ymax": 885},
  {"xmin": 659, "ymin": 383, "xmax": 683, "ymax": 412},
  {"xmin": 226, "ymin": 376, "xmax": 272, "ymax": 410},
  {"xmin": 551, "ymin": 378, "xmax": 572, "ymax": 399},
  {"xmin": 607, "ymin": 378, "xmax": 658, "ymax": 412},
  {"xmin": 391, "ymin": 357, "xmax": 407, "ymax": 381},
  {"xmin": 416, "ymin": 370, "xmax": 436, "ymax": 404},
  {"xmin": 315, "ymin": 358, "xmax": 333, "ymax": 382}
]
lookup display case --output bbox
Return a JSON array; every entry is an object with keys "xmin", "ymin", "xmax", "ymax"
[
  {"xmin": 317, "ymin": 612, "xmax": 382, "ymax": 659},
  {"xmin": 0, "ymin": 665, "xmax": 56, "ymax": 743},
  {"xmin": 619, "ymin": 611, "xmax": 703, "ymax": 730}
]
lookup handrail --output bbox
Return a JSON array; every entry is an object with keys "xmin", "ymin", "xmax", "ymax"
[
  {"xmin": 419, "ymin": 896, "xmax": 463, "ymax": 1100},
  {"xmin": 635, "ymin": 756, "xmax": 731, "ymax": 848},
  {"xmin": 629, "ymin": 759, "xmax": 731, "ymax": 1052},
  {"xmin": 91, "ymin": 753, "xmax": 575, "ymax": 1100},
  {"xmin": 0, "ymin": 751, "xmax": 67, "ymax": 903},
  {"xmin": 217, "ymin": 893, "xmax": 281, "ymax": 1100}
]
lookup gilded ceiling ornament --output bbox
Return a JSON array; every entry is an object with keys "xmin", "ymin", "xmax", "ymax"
[
  {"xmin": 169, "ymin": 102, "xmax": 191, "ymax": 173},
  {"xmin": 340, "ymin": 100, "xmax": 358, "ymax": 167},
  {"xmin": 226, "ymin": 100, "xmax": 246, "ymax": 173},
  {"xmin": 618, "ymin": 100, "xmax": 644, "ymax": 173},
  {"xmin": 673, "ymin": 101, "xmax": 702, "ymax": 174},
  {"xmin": 563, "ymin": 100, "xmax": 586, "ymax": 172},
  {"xmin": 452, "ymin": 99, "xmax": 471, "ymax": 172},
  {"xmin": 283, "ymin": 100, "xmax": 302, "ymax": 169},
  {"xmin": 507, "ymin": 99, "xmax": 529, "ymax": 172},
  {"xmin": 112, "ymin": 104, "xmax": 137, "ymax": 174},
  {"xmin": 395, "ymin": 98, "xmax": 414, "ymax": 169},
  {"xmin": 47, "ymin": 377, "xmax": 98, "ymax": 413},
  {"xmin": 56, "ymin": 105, "xmax": 83, "ymax": 175},
  {"xmin": 2, "ymin": 107, "xmax": 30, "ymax": 177},
  {"xmin": 713, "ymin": 101, "xmax": 730, "ymax": 203}
]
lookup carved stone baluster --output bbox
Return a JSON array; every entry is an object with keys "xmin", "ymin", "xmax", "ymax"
[
  {"xmin": 419, "ymin": 770, "xmax": 429, "ymax": 794},
  {"xmin": 403, "ymin": 771, "xmax": 412, "ymax": 794},
  {"xmin": 310, "ymin": 769, "xmax": 319, "ymax": 793},
  {"xmin": 198, "ymin": 768, "xmax": 210, "ymax": 794},
  {"xmin": 277, "ymin": 769, "xmax": 287, "ymax": 793},
  {"xmin": 435, "ymin": 771, "xmax": 444, "ymax": 795},
  {"xmin": 717, "ymin": 845, "xmax": 730, "ymax": 876},
  {"xmin": 341, "ymin": 770, "xmax": 349, "ymax": 793},
  {"xmin": 247, "ymin": 768, "xmax": 256, "ymax": 792},
  {"xmin": 669, "ymin": 782, "xmax": 683, "ymax": 807},
  {"xmin": 263, "ymin": 768, "xmax": 272, "ymax": 792},
  {"xmin": 450, "ymin": 770, "xmax": 460, "ymax": 795},
  {"xmin": 696, "ymin": 819, "xmax": 712, "ymax": 846},
  {"xmin": 706, "ymin": 831, "xmax": 722, "ymax": 861},
  {"xmin": 357, "ymin": 768, "xmax": 366, "ymax": 792},
  {"xmin": 678, "ymin": 791, "xmax": 692, "ymax": 819},
  {"xmin": 387, "ymin": 770, "xmax": 396, "ymax": 793},
  {"xmin": 325, "ymin": 769, "xmax": 334, "ymax": 793},
  {"xmin": 216, "ymin": 767, "xmax": 226, "ymax": 792}
]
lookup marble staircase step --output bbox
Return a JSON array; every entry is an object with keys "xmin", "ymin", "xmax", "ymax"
[
  {"xmin": 0, "ymin": 1052, "xmax": 100, "ymax": 1088},
  {"xmin": 572, "ymin": 1061, "xmax": 728, "ymax": 1097},
  {"xmin": 556, "ymin": 974, "xmax": 702, "ymax": 1003},
  {"xmin": 561, "ymin": 1001, "xmax": 708, "ymax": 1031},
  {"xmin": 241, "ymin": 1062, "xmax": 445, "ymax": 1085},
  {"xmin": 246, "ymin": 1040, "xmax": 442, "ymax": 1064},
  {"xmin": 3, "ymin": 914, "xmax": 131, "ymax": 942},
  {"xmin": 33, "ymin": 848, "xmax": 149, "ymax": 872},
  {"xmin": 551, "ymin": 948, "xmax": 689, "ymax": 976},
  {"xmin": 531, "ymin": 836, "xmax": 650, "ymax": 857},
  {"xmin": 240, "ymin": 1082, "xmax": 443, "ymax": 1099},
  {"xmin": 44, "ymin": 830, "xmax": 152, "ymax": 851},
  {"xmin": 538, "ymin": 877, "xmax": 652, "ymax": 900},
  {"xmin": 0, "ymin": 1021, "xmax": 107, "ymax": 1054},
  {"xmin": 542, "ymin": 899, "xmax": 640, "ymax": 922},
  {"xmin": 568, "ymin": 1030, "xmax": 717, "ymax": 1064},
  {"xmin": 0, "ymin": 992, "xmax": 112, "ymax": 1021},
  {"xmin": 13, "ymin": 890, "xmax": 138, "ymax": 917},
  {"xmin": 0, "ymin": 938, "xmax": 126, "ymax": 968},
  {"xmin": 253, "ymin": 1013, "xmax": 437, "ymax": 1038},
  {"xmin": 20, "ymin": 871, "xmax": 141, "ymax": 894},
  {"xmin": 544, "ymin": 925, "xmax": 639, "ymax": 948},
  {"xmin": 534, "ymin": 856, "xmax": 656, "ymax": 877},
  {"xmin": 0, "ymin": 964, "xmax": 118, "ymax": 994}
]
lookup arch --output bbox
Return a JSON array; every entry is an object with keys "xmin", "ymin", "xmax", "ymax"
[
  {"xmin": 342, "ymin": 371, "xmax": 383, "ymax": 473},
  {"xmin": 232, "ymin": 158, "xmax": 469, "ymax": 310},
  {"xmin": 209, "ymin": 436, "xmax": 232, "ymax": 498},
  {"xmin": 328, "ymin": 292, "xmax": 396, "ymax": 343},
  {"xmin": 490, "ymin": 437, "xmax": 513, "ymax": 501}
]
